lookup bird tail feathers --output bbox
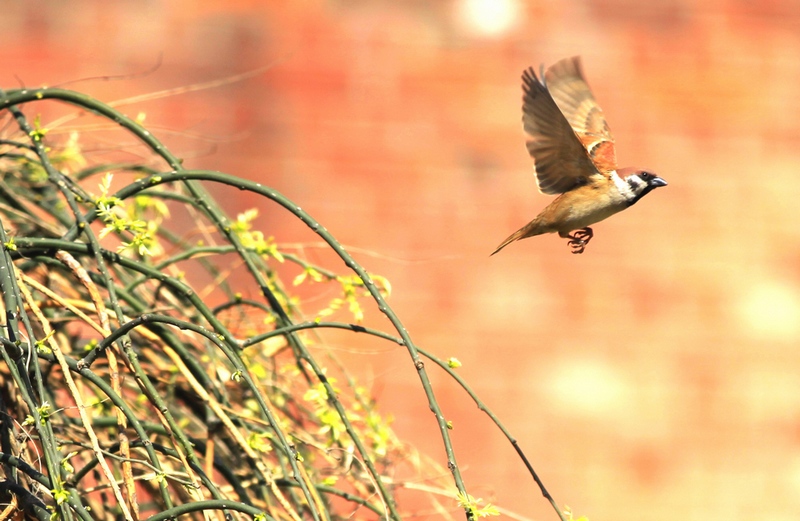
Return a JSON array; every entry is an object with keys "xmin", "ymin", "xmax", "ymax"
[{"xmin": 490, "ymin": 223, "xmax": 542, "ymax": 256}]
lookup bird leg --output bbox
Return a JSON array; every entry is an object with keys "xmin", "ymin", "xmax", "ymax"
[{"xmin": 566, "ymin": 227, "xmax": 593, "ymax": 254}]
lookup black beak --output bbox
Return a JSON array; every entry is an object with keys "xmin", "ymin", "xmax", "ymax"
[{"xmin": 650, "ymin": 177, "xmax": 668, "ymax": 188}]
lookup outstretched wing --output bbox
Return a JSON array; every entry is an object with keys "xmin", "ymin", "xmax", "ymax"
[
  {"xmin": 544, "ymin": 56, "xmax": 617, "ymax": 174},
  {"xmin": 521, "ymin": 66, "xmax": 604, "ymax": 195}
]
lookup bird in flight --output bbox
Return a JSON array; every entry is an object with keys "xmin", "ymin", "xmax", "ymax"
[{"xmin": 491, "ymin": 57, "xmax": 667, "ymax": 255}]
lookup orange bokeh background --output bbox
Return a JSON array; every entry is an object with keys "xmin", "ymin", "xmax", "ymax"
[{"xmin": 3, "ymin": 2, "xmax": 800, "ymax": 520}]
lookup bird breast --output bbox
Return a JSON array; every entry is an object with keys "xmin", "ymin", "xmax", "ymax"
[{"xmin": 545, "ymin": 183, "xmax": 630, "ymax": 233}]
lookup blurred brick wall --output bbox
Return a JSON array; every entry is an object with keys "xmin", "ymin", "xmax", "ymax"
[{"xmin": 3, "ymin": 1, "xmax": 800, "ymax": 520}]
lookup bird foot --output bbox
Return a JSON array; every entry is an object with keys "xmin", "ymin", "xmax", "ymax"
[{"xmin": 566, "ymin": 227, "xmax": 593, "ymax": 254}]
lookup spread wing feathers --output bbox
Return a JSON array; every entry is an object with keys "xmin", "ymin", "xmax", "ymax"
[
  {"xmin": 522, "ymin": 67, "xmax": 603, "ymax": 195},
  {"xmin": 544, "ymin": 56, "xmax": 618, "ymax": 173}
]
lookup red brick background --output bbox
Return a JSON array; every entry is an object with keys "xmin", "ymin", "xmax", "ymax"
[{"xmin": 3, "ymin": 1, "xmax": 800, "ymax": 520}]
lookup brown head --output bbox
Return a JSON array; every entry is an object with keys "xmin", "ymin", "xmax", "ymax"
[{"xmin": 616, "ymin": 167, "xmax": 667, "ymax": 206}]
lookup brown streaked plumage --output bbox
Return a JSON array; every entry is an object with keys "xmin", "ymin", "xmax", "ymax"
[{"xmin": 491, "ymin": 56, "xmax": 667, "ymax": 255}]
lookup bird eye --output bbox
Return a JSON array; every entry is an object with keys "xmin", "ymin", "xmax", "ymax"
[{"xmin": 640, "ymin": 172, "xmax": 653, "ymax": 180}]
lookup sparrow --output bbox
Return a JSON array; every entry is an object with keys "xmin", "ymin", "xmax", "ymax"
[{"xmin": 491, "ymin": 56, "xmax": 667, "ymax": 255}]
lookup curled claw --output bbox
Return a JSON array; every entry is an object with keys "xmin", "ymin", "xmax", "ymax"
[
  {"xmin": 572, "ymin": 227, "xmax": 593, "ymax": 241},
  {"xmin": 567, "ymin": 237, "xmax": 586, "ymax": 254},
  {"xmin": 566, "ymin": 227, "xmax": 593, "ymax": 254}
]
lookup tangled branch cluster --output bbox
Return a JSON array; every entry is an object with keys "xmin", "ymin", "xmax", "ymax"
[{"xmin": 0, "ymin": 86, "xmax": 561, "ymax": 521}]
